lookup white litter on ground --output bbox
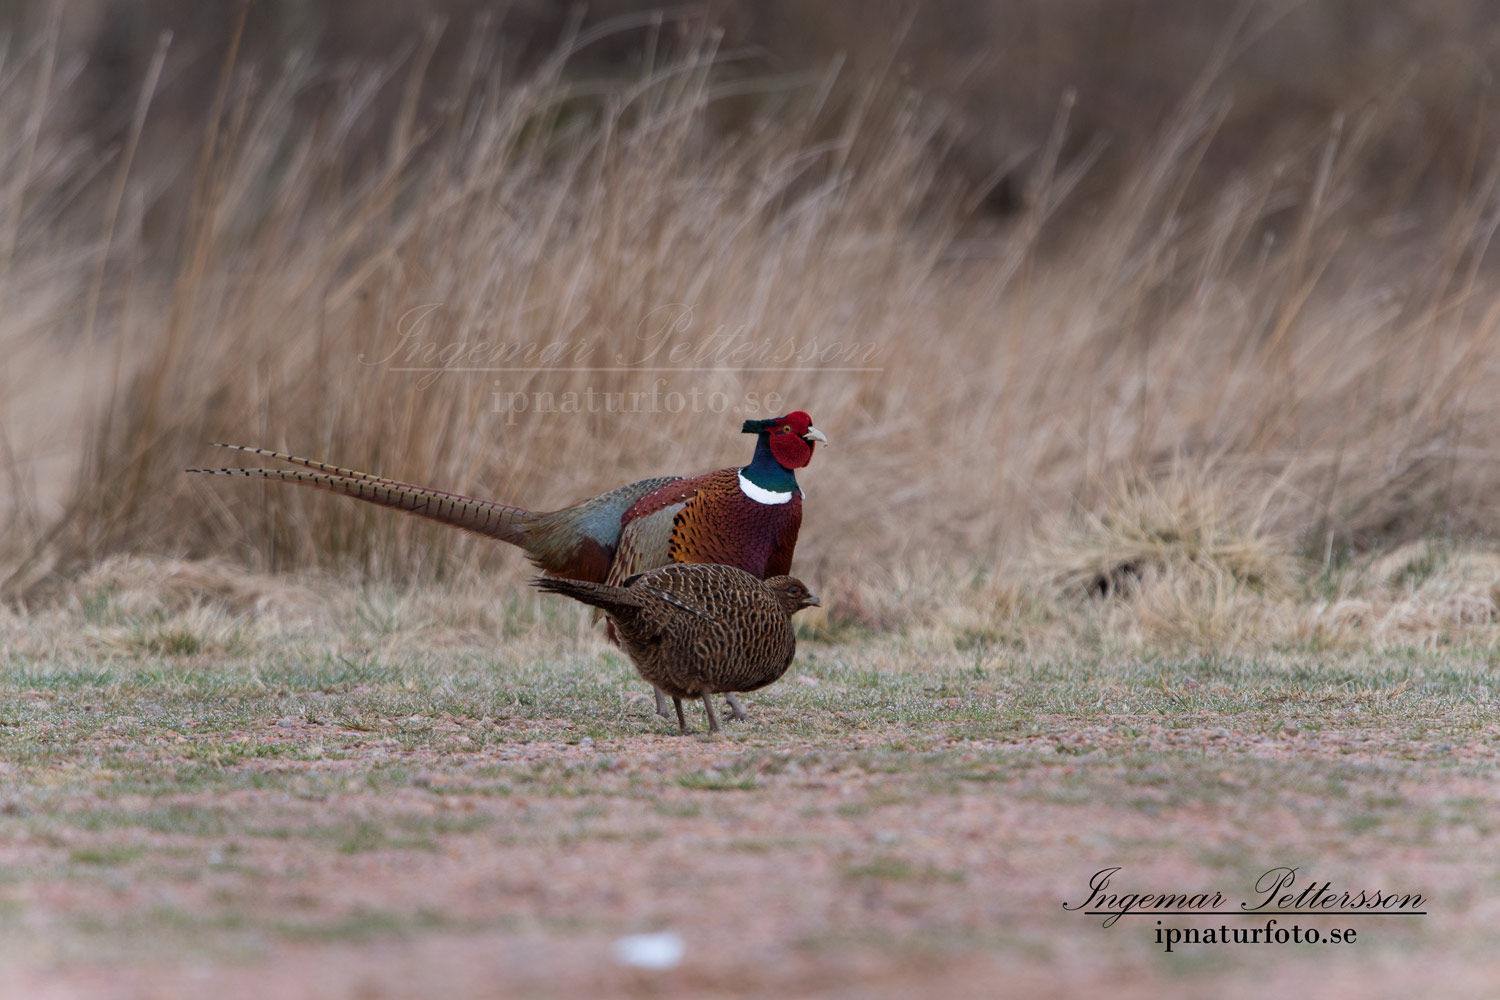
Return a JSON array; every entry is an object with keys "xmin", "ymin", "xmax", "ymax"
[{"xmin": 611, "ymin": 931, "xmax": 685, "ymax": 970}]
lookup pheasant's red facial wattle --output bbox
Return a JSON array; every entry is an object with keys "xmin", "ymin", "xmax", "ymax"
[
  {"xmin": 768, "ymin": 411, "xmax": 817, "ymax": 469},
  {"xmin": 768, "ymin": 429, "xmax": 812, "ymax": 469}
]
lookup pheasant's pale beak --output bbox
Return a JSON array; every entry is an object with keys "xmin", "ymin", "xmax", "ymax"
[
  {"xmin": 803, "ymin": 426, "xmax": 828, "ymax": 446},
  {"xmin": 805, "ymin": 592, "xmax": 821, "ymax": 608}
]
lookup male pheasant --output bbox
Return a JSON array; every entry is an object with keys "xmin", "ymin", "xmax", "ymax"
[
  {"xmin": 533, "ymin": 565, "xmax": 819, "ymax": 733},
  {"xmin": 188, "ymin": 410, "xmax": 825, "ymax": 712}
]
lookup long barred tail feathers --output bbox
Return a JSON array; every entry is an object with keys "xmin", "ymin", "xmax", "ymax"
[
  {"xmin": 207, "ymin": 444, "xmax": 407, "ymax": 485},
  {"xmin": 186, "ymin": 447, "xmax": 536, "ymax": 545}
]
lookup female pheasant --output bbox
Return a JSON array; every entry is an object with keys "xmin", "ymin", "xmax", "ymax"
[
  {"xmin": 533, "ymin": 565, "xmax": 820, "ymax": 733},
  {"xmin": 189, "ymin": 411, "xmax": 825, "ymax": 712}
]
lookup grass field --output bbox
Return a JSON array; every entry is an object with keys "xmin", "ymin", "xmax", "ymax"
[{"xmin": 2, "ymin": 558, "xmax": 1498, "ymax": 997}]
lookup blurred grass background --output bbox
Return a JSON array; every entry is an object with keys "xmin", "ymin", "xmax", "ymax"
[
  {"xmin": 6, "ymin": 0, "xmax": 1500, "ymax": 638},
  {"xmin": 12, "ymin": 0, "xmax": 1499, "ymax": 220}
]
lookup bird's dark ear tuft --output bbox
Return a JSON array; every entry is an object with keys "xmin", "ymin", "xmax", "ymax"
[{"xmin": 742, "ymin": 417, "xmax": 775, "ymax": 434}]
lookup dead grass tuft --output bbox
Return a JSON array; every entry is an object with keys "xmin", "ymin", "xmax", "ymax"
[
  {"xmin": 1038, "ymin": 472, "xmax": 1293, "ymax": 600},
  {"xmin": 71, "ymin": 555, "xmax": 322, "ymax": 621}
]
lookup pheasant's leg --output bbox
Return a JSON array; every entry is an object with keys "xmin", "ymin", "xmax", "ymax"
[
  {"xmin": 673, "ymin": 697, "xmax": 687, "ymax": 733},
  {"xmin": 701, "ymin": 695, "xmax": 720, "ymax": 734},
  {"xmin": 725, "ymin": 692, "xmax": 748, "ymax": 722},
  {"xmin": 654, "ymin": 687, "xmax": 672, "ymax": 719}
]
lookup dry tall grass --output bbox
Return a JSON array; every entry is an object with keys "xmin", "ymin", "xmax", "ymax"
[{"xmin": 5, "ymin": 13, "xmax": 1500, "ymax": 644}]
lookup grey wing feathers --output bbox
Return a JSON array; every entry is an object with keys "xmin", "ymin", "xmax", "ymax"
[{"xmin": 606, "ymin": 503, "xmax": 684, "ymax": 586}]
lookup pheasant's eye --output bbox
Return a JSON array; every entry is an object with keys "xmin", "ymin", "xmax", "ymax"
[{"xmin": 781, "ymin": 425, "xmax": 791, "ymax": 433}]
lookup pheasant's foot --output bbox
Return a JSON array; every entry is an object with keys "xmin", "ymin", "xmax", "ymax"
[
  {"xmin": 673, "ymin": 697, "xmax": 688, "ymax": 734},
  {"xmin": 701, "ymin": 695, "xmax": 721, "ymax": 734},
  {"xmin": 725, "ymin": 692, "xmax": 748, "ymax": 722},
  {"xmin": 654, "ymin": 687, "xmax": 673, "ymax": 720}
]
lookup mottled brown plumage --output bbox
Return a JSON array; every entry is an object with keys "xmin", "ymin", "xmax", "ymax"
[{"xmin": 533, "ymin": 564, "xmax": 819, "ymax": 733}]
